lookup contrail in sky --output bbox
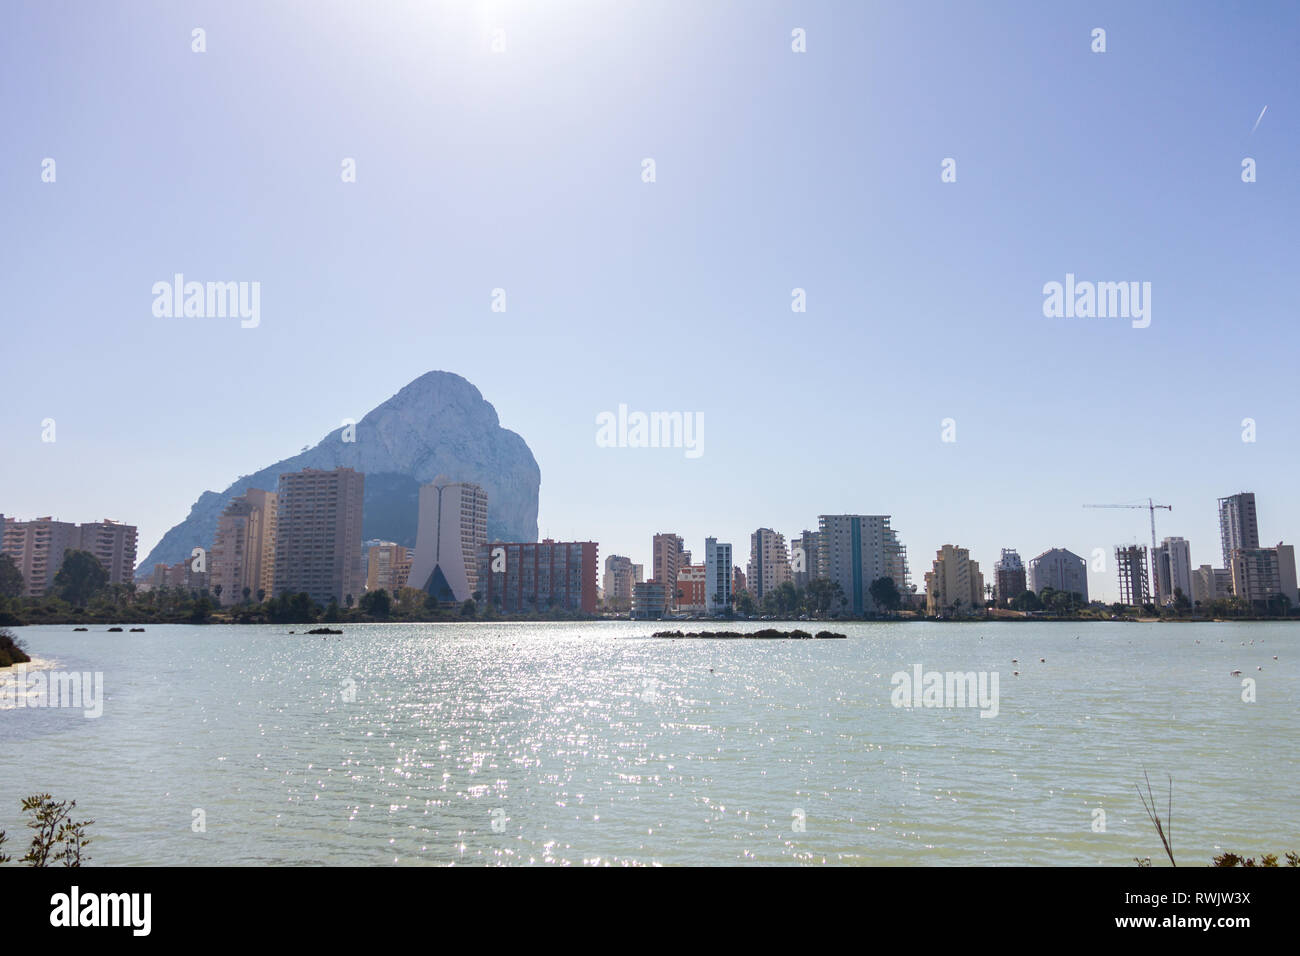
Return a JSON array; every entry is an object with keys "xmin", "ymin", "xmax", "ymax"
[{"xmin": 1251, "ymin": 105, "xmax": 1267, "ymax": 135}]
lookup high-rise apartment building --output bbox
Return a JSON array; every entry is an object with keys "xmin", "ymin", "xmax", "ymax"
[
  {"xmin": 816, "ymin": 515, "xmax": 909, "ymax": 616},
  {"xmin": 1218, "ymin": 492, "xmax": 1260, "ymax": 568},
  {"xmin": 365, "ymin": 542, "xmax": 412, "ymax": 593},
  {"xmin": 1027, "ymin": 548, "xmax": 1088, "ymax": 602},
  {"xmin": 1152, "ymin": 536, "xmax": 1193, "ymax": 605},
  {"xmin": 704, "ymin": 537, "xmax": 733, "ymax": 615},
  {"xmin": 993, "ymin": 548, "xmax": 1026, "ymax": 605},
  {"xmin": 406, "ymin": 476, "xmax": 488, "ymax": 603},
  {"xmin": 74, "ymin": 520, "xmax": 138, "ymax": 589},
  {"xmin": 210, "ymin": 489, "xmax": 277, "ymax": 605},
  {"xmin": 602, "ymin": 554, "xmax": 638, "ymax": 610},
  {"xmin": 8, "ymin": 518, "xmax": 85, "ymax": 596},
  {"xmin": 652, "ymin": 533, "xmax": 685, "ymax": 610},
  {"xmin": 747, "ymin": 527, "xmax": 792, "ymax": 600},
  {"xmin": 3, "ymin": 516, "xmax": 80, "ymax": 597},
  {"xmin": 1230, "ymin": 544, "xmax": 1299, "ymax": 607},
  {"xmin": 790, "ymin": 530, "xmax": 821, "ymax": 589},
  {"xmin": 1, "ymin": 516, "xmax": 137, "ymax": 597},
  {"xmin": 272, "ymin": 467, "xmax": 365, "ymax": 606},
  {"xmin": 475, "ymin": 539, "xmax": 598, "ymax": 614},
  {"xmin": 924, "ymin": 544, "xmax": 984, "ymax": 616}
]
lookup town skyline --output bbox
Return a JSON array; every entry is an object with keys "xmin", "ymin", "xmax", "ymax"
[{"xmin": 3, "ymin": 470, "xmax": 1291, "ymax": 610}]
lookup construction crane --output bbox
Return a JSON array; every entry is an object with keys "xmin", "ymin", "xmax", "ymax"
[{"xmin": 1083, "ymin": 499, "xmax": 1173, "ymax": 602}]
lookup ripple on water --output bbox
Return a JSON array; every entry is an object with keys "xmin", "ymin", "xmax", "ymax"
[{"xmin": 0, "ymin": 620, "xmax": 1296, "ymax": 865}]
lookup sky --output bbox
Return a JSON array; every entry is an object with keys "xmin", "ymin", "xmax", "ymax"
[{"xmin": 1, "ymin": 0, "xmax": 1297, "ymax": 602}]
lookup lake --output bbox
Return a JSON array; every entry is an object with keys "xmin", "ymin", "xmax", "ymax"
[{"xmin": 1, "ymin": 620, "xmax": 1295, "ymax": 865}]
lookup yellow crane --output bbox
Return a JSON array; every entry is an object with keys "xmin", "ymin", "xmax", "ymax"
[{"xmin": 1082, "ymin": 499, "xmax": 1173, "ymax": 602}]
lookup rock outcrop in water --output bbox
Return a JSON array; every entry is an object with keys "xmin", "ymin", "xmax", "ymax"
[{"xmin": 136, "ymin": 371, "xmax": 541, "ymax": 576}]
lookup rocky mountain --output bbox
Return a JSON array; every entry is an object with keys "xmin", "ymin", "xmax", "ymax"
[{"xmin": 136, "ymin": 371, "xmax": 540, "ymax": 576}]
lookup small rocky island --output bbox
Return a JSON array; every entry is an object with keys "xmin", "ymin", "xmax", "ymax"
[{"xmin": 653, "ymin": 628, "xmax": 846, "ymax": 640}]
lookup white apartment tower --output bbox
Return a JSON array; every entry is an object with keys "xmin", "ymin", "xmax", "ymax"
[
  {"xmin": 406, "ymin": 476, "xmax": 489, "ymax": 603},
  {"xmin": 1153, "ymin": 536, "xmax": 1193, "ymax": 606}
]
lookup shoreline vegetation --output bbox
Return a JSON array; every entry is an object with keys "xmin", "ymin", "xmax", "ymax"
[
  {"xmin": 2, "ymin": 593, "xmax": 1298, "ymax": 629},
  {"xmin": 3, "ymin": 588, "xmax": 1297, "ymax": 629}
]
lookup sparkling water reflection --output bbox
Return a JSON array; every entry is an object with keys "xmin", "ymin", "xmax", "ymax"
[{"xmin": 1, "ymin": 621, "xmax": 1295, "ymax": 865}]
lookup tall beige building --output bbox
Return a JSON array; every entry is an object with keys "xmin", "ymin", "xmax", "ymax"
[
  {"xmin": 366, "ymin": 542, "xmax": 412, "ymax": 593},
  {"xmin": 747, "ymin": 527, "xmax": 792, "ymax": 600},
  {"xmin": 406, "ymin": 476, "xmax": 488, "ymax": 603},
  {"xmin": 1, "ymin": 516, "xmax": 137, "ymax": 597},
  {"xmin": 76, "ymin": 520, "xmax": 138, "ymax": 588},
  {"xmin": 273, "ymin": 467, "xmax": 365, "ymax": 606},
  {"xmin": 3, "ymin": 517, "xmax": 80, "ymax": 597},
  {"xmin": 602, "ymin": 554, "xmax": 639, "ymax": 610},
  {"xmin": 925, "ymin": 544, "xmax": 985, "ymax": 616},
  {"xmin": 652, "ymin": 533, "xmax": 685, "ymax": 608},
  {"xmin": 210, "ymin": 489, "xmax": 277, "ymax": 605}
]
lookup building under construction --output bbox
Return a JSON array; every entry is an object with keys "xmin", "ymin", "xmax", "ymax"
[{"xmin": 1115, "ymin": 545, "xmax": 1150, "ymax": 606}]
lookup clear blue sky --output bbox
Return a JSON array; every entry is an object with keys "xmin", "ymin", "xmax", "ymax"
[{"xmin": 2, "ymin": 1, "xmax": 1297, "ymax": 602}]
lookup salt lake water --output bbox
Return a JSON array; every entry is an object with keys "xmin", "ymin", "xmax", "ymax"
[{"xmin": 1, "ymin": 621, "xmax": 1295, "ymax": 865}]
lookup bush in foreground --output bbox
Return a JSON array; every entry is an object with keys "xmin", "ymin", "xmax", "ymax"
[{"xmin": 0, "ymin": 794, "xmax": 94, "ymax": 866}]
